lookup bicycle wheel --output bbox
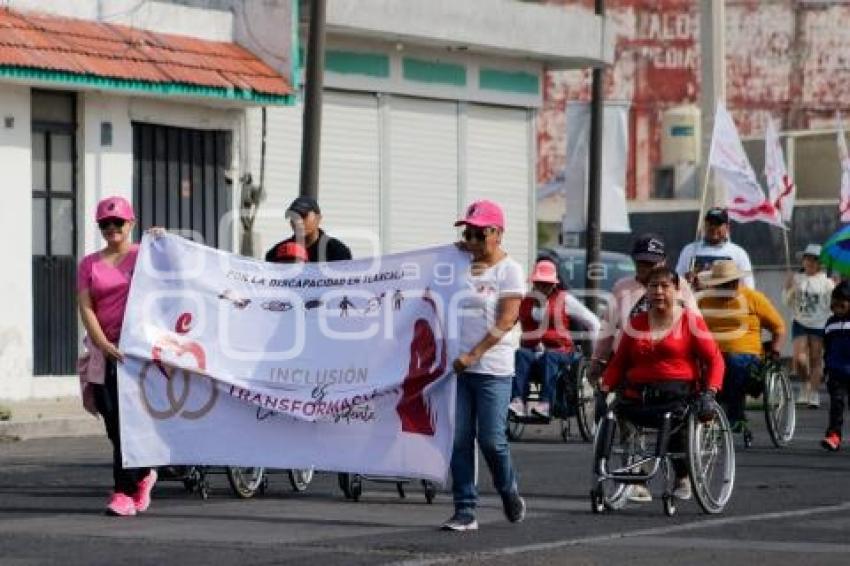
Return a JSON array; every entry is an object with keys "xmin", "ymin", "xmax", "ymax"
[
  {"xmin": 288, "ymin": 468, "xmax": 314, "ymax": 492},
  {"xmin": 226, "ymin": 467, "xmax": 265, "ymax": 499},
  {"xmin": 687, "ymin": 402, "xmax": 735, "ymax": 515},
  {"xmin": 574, "ymin": 360, "xmax": 597, "ymax": 442},
  {"xmin": 763, "ymin": 365, "xmax": 795, "ymax": 448}
]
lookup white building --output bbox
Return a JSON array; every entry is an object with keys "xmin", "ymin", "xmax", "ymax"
[{"xmin": 0, "ymin": 0, "xmax": 611, "ymax": 401}]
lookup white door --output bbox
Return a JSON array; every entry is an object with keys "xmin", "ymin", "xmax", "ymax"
[
  {"xmin": 465, "ymin": 104, "xmax": 533, "ymax": 271},
  {"xmin": 250, "ymin": 92, "xmax": 380, "ymax": 259},
  {"xmin": 386, "ymin": 96, "xmax": 459, "ymax": 253},
  {"xmin": 318, "ymin": 91, "xmax": 381, "ymax": 258}
]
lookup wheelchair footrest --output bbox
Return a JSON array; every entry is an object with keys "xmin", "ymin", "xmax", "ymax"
[{"xmin": 509, "ymin": 415, "xmax": 551, "ymax": 424}]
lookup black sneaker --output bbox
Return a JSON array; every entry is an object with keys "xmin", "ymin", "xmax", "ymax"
[
  {"xmin": 502, "ymin": 491, "xmax": 526, "ymax": 523},
  {"xmin": 440, "ymin": 512, "xmax": 478, "ymax": 531}
]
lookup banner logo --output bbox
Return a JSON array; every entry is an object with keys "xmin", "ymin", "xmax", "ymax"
[{"xmin": 139, "ymin": 313, "xmax": 218, "ymax": 420}]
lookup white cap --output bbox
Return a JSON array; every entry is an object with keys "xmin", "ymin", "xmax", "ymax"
[{"xmin": 803, "ymin": 244, "xmax": 821, "ymax": 258}]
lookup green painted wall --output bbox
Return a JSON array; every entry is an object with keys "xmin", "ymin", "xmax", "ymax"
[
  {"xmin": 325, "ymin": 50, "xmax": 390, "ymax": 78},
  {"xmin": 402, "ymin": 57, "xmax": 466, "ymax": 86},
  {"xmin": 479, "ymin": 68, "xmax": 539, "ymax": 95}
]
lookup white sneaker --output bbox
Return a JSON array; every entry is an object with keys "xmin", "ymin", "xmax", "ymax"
[
  {"xmin": 797, "ymin": 382, "xmax": 810, "ymax": 405},
  {"xmin": 673, "ymin": 477, "xmax": 692, "ymax": 500},
  {"xmin": 509, "ymin": 398, "xmax": 525, "ymax": 417},
  {"xmin": 531, "ymin": 402, "xmax": 550, "ymax": 418},
  {"xmin": 626, "ymin": 484, "xmax": 652, "ymax": 503},
  {"xmin": 809, "ymin": 390, "xmax": 820, "ymax": 409}
]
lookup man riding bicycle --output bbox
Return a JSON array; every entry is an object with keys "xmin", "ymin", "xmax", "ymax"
[{"xmin": 697, "ymin": 260, "xmax": 786, "ymax": 433}]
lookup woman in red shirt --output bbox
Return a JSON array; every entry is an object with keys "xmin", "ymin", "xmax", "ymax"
[{"xmin": 601, "ymin": 266, "xmax": 724, "ymax": 499}]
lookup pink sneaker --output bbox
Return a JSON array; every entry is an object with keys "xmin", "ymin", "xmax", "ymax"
[
  {"xmin": 106, "ymin": 492, "xmax": 137, "ymax": 516},
  {"xmin": 133, "ymin": 469, "xmax": 158, "ymax": 512}
]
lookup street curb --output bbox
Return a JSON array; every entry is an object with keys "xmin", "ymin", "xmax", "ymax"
[{"xmin": 0, "ymin": 417, "xmax": 103, "ymax": 442}]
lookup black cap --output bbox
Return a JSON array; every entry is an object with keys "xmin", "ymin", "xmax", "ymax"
[
  {"xmin": 631, "ymin": 234, "xmax": 666, "ymax": 262},
  {"xmin": 287, "ymin": 196, "xmax": 321, "ymax": 216},
  {"xmin": 705, "ymin": 207, "xmax": 729, "ymax": 224}
]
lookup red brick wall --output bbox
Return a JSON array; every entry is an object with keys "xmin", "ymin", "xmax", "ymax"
[{"xmin": 539, "ymin": 0, "xmax": 850, "ymax": 198}]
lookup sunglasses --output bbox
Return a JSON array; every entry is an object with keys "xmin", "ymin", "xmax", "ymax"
[
  {"xmin": 98, "ymin": 218, "xmax": 126, "ymax": 230},
  {"xmin": 462, "ymin": 227, "xmax": 493, "ymax": 242}
]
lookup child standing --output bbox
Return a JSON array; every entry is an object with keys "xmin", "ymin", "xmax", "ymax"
[
  {"xmin": 783, "ymin": 244, "xmax": 834, "ymax": 408},
  {"xmin": 821, "ymin": 281, "xmax": 850, "ymax": 451}
]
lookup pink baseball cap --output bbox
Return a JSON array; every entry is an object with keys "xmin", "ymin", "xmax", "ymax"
[
  {"xmin": 95, "ymin": 196, "xmax": 135, "ymax": 222},
  {"xmin": 454, "ymin": 199, "xmax": 505, "ymax": 230},
  {"xmin": 530, "ymin": 260, "xmax": 559, "ymax": 285}
]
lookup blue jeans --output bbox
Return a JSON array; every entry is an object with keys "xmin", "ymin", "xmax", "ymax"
[
  {"xmin": 451, "ymin": 372, "xmax": 518, "ymax": 515},
  {"xmin": 513, "ymin": 348, "xmax": 572, "ymax": 404},
  {"xmin": 720, "ymin": 353, "xmax": 760, "ymax": 424}
]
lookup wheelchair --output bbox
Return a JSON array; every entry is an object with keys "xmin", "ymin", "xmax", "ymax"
[
  {"xmin": 225, "ymin": 467, "xmax": 315, "ymax": 499},
  {"xmin": 337, "ymin": 473, "xmax": 437, "ymax": 503},
  {"xmin": 734, "ymin": 356, "xmax": 796, "ymax": 449},
  {"xmin": 590, "ymin": 386, "xmax": 735, "ymax": 516},
  {"xmin": 507, "ymin": 350, "xmax": 596, "ymax": 443}
]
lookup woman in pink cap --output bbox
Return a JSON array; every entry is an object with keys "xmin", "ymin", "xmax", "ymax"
[
  {"xmin": 77, "ymin": 196, "xmax": 156, "ymax": 516},
  {"xmin": 441, "ymin": 199, "xmax": 526, "ymax": 532},
  {"xmin": 512, "ymin": 259, "xmax": 600, "ymax": 418}
]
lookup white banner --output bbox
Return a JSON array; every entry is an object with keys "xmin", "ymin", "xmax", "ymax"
[
  {"xmin": 118, "ymin": 234, "xmax": 468, "ymax": 483},
  {"xmin": 557, "ymin": 102, "xmax": 631, "ymax": 234},
  {"xmin": 838, "ymin": 113, "xmax": 850, "ymax": 222},
  {"xmin": 711, "ymin": 104, "xmax": 783, "ymax": 227},
  {"xmin": 764, "ymin": 119, "xmax": 795, "ymax": 226}
]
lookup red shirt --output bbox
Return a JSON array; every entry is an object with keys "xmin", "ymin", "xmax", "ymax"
[
  {"xmin": 518, "ymin": 290, "xmax": 573, "ymax": 352},
  {"xmin": 602, "ymin": 308, "xmax": 724, "ymax": 393}
]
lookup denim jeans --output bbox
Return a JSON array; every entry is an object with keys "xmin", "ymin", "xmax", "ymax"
[
  {"xmin": 720, "ymin": 353, "xmax": 760, "ymax": 425},
  {"xmin": 513, "ymin": 348, "xmax": 572, "ymax": 404},
  {"xmin": 451, "ymin": 372, "xmax": 518, "ymax": 515}
]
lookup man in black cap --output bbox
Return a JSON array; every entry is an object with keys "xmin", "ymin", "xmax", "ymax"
[
  {"xmin": 590, "ymin": 233, "xmax": 697, "ymax": 504},
  {"xmin": 265, "ymin": 196, "xmax": 352, "ymax": 263},
  {"xmin": 675, "ymin": 207, "xmax": 754, "ymax": 288}
]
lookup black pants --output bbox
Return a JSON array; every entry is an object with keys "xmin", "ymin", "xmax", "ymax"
[
  {"xmin": 93, "ymin": 359, "xmax": 150, "ymax": 496},
  {"xmin": 618, "ymin": 382, "xmax": 690, "ymax": 478},
  {"xmin": 826, "ymin": 370, "xmax": 850, "ymax": 438}
]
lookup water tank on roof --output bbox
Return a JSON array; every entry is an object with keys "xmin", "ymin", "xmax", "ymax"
[{"xmin": 661, "ymin": 105, "xmax": 701, "ymax": 165}]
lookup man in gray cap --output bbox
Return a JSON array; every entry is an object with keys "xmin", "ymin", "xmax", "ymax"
[{"xmin": 265, "ymin": 196, "xmax": 352, "ymax": 263}]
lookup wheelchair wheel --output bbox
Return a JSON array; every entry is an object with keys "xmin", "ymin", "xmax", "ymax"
[
  {"xmin": 226, "ymin": 467, "xmax": 266, "ymax": 499},
  {"xmin": 687, "ymin": 401, "xmax": 735, "ymax": 515},
  {"xmin": 506, "ymin": 418, "xmax": 525, "ymax": 441},
  {"xmin": 763, "ymin": 365, "xmax": 795, "ymax": 448},
  {"xmin": 338, "ymin": 472, "xmax": 354, "ymax": 499},
  {"xmin": 590, "ymin": 414, "xmax": 629, "ymax": 512},
  {"xmin": 574, "ymin": 360, "xmax": 597, "ymax": 442},
  {"xmin": 287, "ymin": 468, "xmax": 314, "ymax": 492}
]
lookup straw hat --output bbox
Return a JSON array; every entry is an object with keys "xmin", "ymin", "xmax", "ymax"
[{"xmin": 697, "ymin": 260, "xmax": 751, "ymax": 287}]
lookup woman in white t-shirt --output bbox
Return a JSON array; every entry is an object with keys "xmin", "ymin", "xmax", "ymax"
[
  {"xmin": 783, "ymin": 244, "xmax": 835, "ymax": 408},
  {"xmin": 440, "ymin": 199, "xmax": 526, "ymax": 532}
]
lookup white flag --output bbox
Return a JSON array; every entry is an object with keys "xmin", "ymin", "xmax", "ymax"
[
  {"xmin": 838, "ymin": 113, "xmax": 850, "ymax": 222},
  {"xmin": 557, "ymin": 102, "xmax": 631, "ymax": 234},
  {"xmin": 710, "ymin": 104, "xmax": 783, "ymax": 227},
  {"xmin": 764, "ymin": 119, "xmax": 795, "ymax": 226}
]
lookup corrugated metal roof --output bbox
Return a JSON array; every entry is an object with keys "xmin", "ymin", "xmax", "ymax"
[{"xmin": 0, "ymin": 7, "xmax": 293, "ymax": 103}]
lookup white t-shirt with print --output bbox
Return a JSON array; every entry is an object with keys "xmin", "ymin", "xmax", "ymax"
[
  {"xmin": 783, "ymin": 271, "xmax": 835, "ymax": 330},
  {"xmin": 458, "ymin": 256, "xmax": 526, "ymax": 377}
]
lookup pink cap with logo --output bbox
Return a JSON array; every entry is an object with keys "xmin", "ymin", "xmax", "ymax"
[
  {"xmin": 454, "ymin": 199, "xmax": 505, "ymax": 230},
  {"xmin": 530, "ymin": 260, "xmax": 559, "ymax": 284},
  {"xmin": 95, "ymin": 196, "xmax": 135, "ymax": 222}
]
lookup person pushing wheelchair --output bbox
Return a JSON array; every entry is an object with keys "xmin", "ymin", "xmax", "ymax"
[
  {"xmin": 510, "ymin": 260, "xmax": 600, "ymax": 419},
  {"xmin": 600, "ymin": 266, "xmax": 724, "ymax": 500}
]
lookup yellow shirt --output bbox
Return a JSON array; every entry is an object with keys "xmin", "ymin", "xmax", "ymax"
[{"xmin": 698, "ymin": 287, "xmax": 786, "ymax": 355}]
